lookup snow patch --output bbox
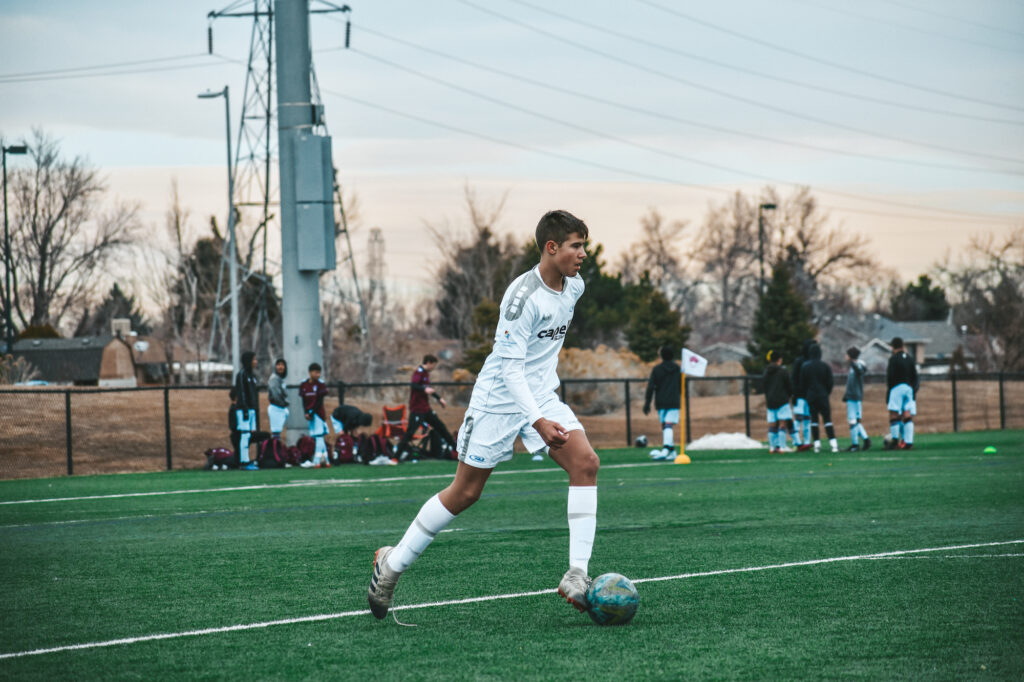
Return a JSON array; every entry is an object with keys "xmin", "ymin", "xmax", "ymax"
[{"xmin": 686, "ymin": 433, "xmax": 765, "ymax": 450}]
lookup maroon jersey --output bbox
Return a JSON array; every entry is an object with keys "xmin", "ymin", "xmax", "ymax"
[
  {"xmin": 299, "ymin": 379, "xmax": 329, "ymax": 420},
  {"xmin": 408, "ymin": 365, "xmax": 432, "ymax": 414}
]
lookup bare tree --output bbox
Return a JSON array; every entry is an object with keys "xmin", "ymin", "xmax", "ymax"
[
  {"xmin": 7, "ymin": 130, "xmax": 140, "ymax": 331},
  {"xmin": 618, "ymin": 208, "xmax": 703, "ymax": 321}
]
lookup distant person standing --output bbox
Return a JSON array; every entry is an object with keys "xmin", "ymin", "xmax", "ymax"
[
  {"xmin": 233, "ymin": 351, "xmax": 260, "ymax": 470},
  {"xmin": 299, "ymin": 362, "xmax": 335, "ymax": 467},
  {"xmin": 643, "ymin": 345, "xmax": 681, "ymax": 461},
  {"xmin": 842, "ymin": 347, "xmax": 871, "ymax": 452},
  {"xmin": 393, "ymin": 354, "xmax": 458, "ymax": 461},
  {"xmin": 267, "ymin": 358, "xmax": 289, "ymax": 440},
  {"xmin": 790, "ymin": 339, "xmax": 814, "ymax": 450},
  {"xmin": 227, "ymin": 387, "xmax": 241, "ymax": 467},
  {"xmin": 762, "ymin": 350, "xmax": 796, "ymax": 454},
  {"xmin": 799, "ymin": 343, "xmax": 838, "ymax": 453},
  {"xmin": 886, "ymin": 337, "xmax": 919, "ymax": 450}
]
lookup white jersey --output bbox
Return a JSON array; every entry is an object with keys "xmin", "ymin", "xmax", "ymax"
[{"xmin": 469, "ymin": 265, "xmax": 585, "ymax": 414}]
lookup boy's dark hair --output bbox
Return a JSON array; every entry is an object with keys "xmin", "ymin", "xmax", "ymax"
[
  {"xmin": 229, "ymin": 387, "xmax": 238, "ymax": 401},
  {"xmin": 890, "ymin": 337, "xmax": 904, "ymax": 350},
  {"xmin": 423, "ymin": 353, "xmax": 438, "ymax": 365},
  {"xmin": 535, "ymin": 210, "xmax": 589, "ymax": 250},
  {"xmin": 847, "ymin": 346, "xmax": 860, "ymax": 360},
  {"xmin": 308, "ymin": 362, "xmax": 322, "ymax": 372},
  {"xmin": 659, "ymin": 345, "xmax": 675, "ymax": 362}
]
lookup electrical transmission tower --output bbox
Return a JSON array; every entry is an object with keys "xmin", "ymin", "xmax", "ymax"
[{"xmin": 207, "ymin": 0, "xmax": 363, "ymax": 373}]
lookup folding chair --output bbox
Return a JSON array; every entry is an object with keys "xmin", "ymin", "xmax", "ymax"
[{"xmin": 377, "ymin": 405, "xmax": 408, "ymax": 440}]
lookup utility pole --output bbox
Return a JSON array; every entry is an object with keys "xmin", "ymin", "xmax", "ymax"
[
  {"xmin": 758, "ymin": 202, "xmax": 776, "ymax": 296},
  {"xmin": 276, "ymin": 0, "xmax": 337, "ymax": 438}
]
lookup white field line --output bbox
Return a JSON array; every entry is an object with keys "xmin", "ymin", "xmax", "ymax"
[
  {"xmin": 1, "ymin": 539, "xmax": 1020, "ymax": 661},
  {"xmin": 0, "ymin": 462, "xmax": 673, "ymax": 506}
]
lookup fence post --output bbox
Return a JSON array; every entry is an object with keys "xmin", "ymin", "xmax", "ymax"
[
  {"xmin": 624, "ymin": 380, "xmax": 632, "ymax": 446},
  {"xmin": 164, "ymin": 387, "xmax": 173, "ymax": 470},
  {"xmin": 337, "ymin": 380, "xmax": 346, "ymax": 404},
  {"xmin": 65, "ymin": 390, "xmax": 73, "ymax": 476},
  {"xmin": 560, "ymin": 381, "xmax": 567, "ymax": 404},
  {"xmin": 743, "ymin": 376, "xmax": 751, "ymax": 437},
  {"xmin": 684, "ymin": 376, "xmax": 691, "ymax": 445},
  {"xmin": 998, "ymin": 372, "xmax": 1005, "ymax": 430},
  {"xmin": 951, "ymin": 371, "xmax": 958, "ymax": 433}
]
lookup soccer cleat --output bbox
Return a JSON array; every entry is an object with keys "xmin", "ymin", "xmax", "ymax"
[
  {"xmin": 813, "ymin": 443, "xmax": 821, "ymax": 454},
  {"xmin": 299, "ymin": 460, "xmax": 315, "ymax": 468},
  {"xmin": 899, "ymin": 442, "xmax": 914, "ymax": 450},
  {"xmin": 846, "ymin": 445, "xmax": 860, "ymax": 452},
  {"xmin": 831, "ymin": 445, "xmax": 839, "ymax": 453},
  {"xmin": 367, "ymin": 546, "xmax": 402, "ymax": 619},
  {"xmin": 243, "ymin": 462, "xmax": 259, "ymax": 471},
  {"xmin": 778, "ymin": 446, "xmax": 794, "ymax": 453},
  {"xmin": 557, "ymin": 567, "xmax": 592, "ymax": 612},
  {"xmin": 862, "ymin": 437, "xmax": 872, "ymax": 451},
  {"xmin": 796, "ymin": 444, "xmax": 812, "ymax": 452},
  {"xmin": 531, "ymin": 453, "xmax": 544, "ymax": 462}
]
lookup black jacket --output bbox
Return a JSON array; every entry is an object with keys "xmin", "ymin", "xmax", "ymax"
[
  {"xmin": 234, "ymin": 351, "xmax": 259, "ymax": 411},
  {"xmin": 790, "ymin": 340, "xmax": 816, "ymax": 400},
  {"xmin": 887, "ymin": 351, "xmax": 919, "ymax": 395},
  {"xmin": 645, "ymin": 360, "xmax": 681, "ymax": 411},
  {"xmin": 763, "ymin": 363, "xmax": 793, "ymax": 410},
  {"xmin": 799, "ymin": 345, "xmax": 834, "ymax": 404}
]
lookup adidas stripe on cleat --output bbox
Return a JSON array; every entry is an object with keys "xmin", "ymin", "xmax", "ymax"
[
  {"xmin": 557, "ymin": 566, "xmax": 592, "ymax": 612},
  {"xmin": 367, "ymin": 546, "xmax": 402, "ymax": 619}
]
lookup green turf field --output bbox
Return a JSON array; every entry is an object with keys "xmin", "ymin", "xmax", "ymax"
[{"xmin": 1, "ymin": 430, "xmax": 1022, "ymax": 680}]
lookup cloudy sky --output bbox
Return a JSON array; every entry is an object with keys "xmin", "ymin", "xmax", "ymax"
[{"xmin": 1, "ymin": 0, "xmax": 1022, "ymax": 303}]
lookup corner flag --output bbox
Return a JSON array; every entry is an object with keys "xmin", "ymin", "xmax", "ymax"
[{"xmin": 681, "ymin": 348, "xmax": 708, "ymax": 377}]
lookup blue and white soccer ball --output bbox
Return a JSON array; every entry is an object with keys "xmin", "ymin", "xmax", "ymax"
[
  {"xmin": 634, "ymin": 435, "xmax": 647, "ymax": 448},
  {"xmin": 586, "ymin": 572, "xmax": 639, "ymax": 626}
]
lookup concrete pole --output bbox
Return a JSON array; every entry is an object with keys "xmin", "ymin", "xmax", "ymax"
[
  {"xmin": 276, "ymin": 0, "xmax": 325, "ymax": 439},
  {"xmin": 224, "ymin": 87, "xmax": 242, "ymax": 380}
]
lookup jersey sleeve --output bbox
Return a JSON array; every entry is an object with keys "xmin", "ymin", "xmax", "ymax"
[{"xmin": 494, "ymin": 291, "xmax": 538, "ymax": 361}]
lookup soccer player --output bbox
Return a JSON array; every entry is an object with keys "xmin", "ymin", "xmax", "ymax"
[
  {"xmin": 789, "ymin": 339, "xmax": 814, "ymax": 451},
  {"xmin": 299, "ymin": 362, "xmax": 335, "ymax": 468},
  {"xmin": 799, "ymin": 343, "xmax": 838, "ymax": 453},
  {"xmin": 842, "ymin": 347, "xmax": 871, "ymax": 452},
  {"xmin": 643, "ymin": 345, "xmax": 681, "ymax": 460},
  {"xmin": 367, "ymin": 210, "xmax": 597, "ymax": 620},
  {"xmin": 267, "ymin": 358, "xmax": 289, "ymax": 440},
  {"xmin": 233, "ymin": 351, "xmax": 260, "ymax": 470},
  {"xmin": 762, "ymin": 350, "xmax": 796, "ymax": 453},
  {"xmin": 886, "ymin": 337, "xmax": 919, "ymax": 450},
  {"xmin": 393, "ymin": 354, "xmax": 458, "ymax": 461}
]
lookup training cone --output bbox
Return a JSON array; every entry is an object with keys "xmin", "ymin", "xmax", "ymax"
[{"xmin": 674, "ymin": 452, "xmax": 691, "ymax": 464}]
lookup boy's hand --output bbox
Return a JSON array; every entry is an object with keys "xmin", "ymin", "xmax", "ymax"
[
  {"xmin": 533, "ymin": 418, "xmax": 569, "ymax": 448},
  {"xmin": 438, "ymin": 397, "xmax": 448, "ymax": 408},
  {"xmin": 642, "ymin": 405, "xmax": 650, "ymax": 416}
]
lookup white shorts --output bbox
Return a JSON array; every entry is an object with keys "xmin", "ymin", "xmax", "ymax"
[
  {"xmin": 457, "ymin": 397, "xmax": 583, "ymax": 469},
  {"xmin": 766, "ymin": 404, "xmax": 793, "ymax": 423},
  {"xmin": 308, "ymin": 414, "xmax": 328, "ymax": 437},
  {"xmin": 845, "ymin": 400, "xmax": 862, "ymax": 423},
  {"xmin": 887, "ymin": 384, "xmax": 917, "ymax": 415},
  {"xmin": 793, "ymin": 398, "xmax": 809, "ymax": 417},
  {"xmin": 657, "ymin": 408, "xmax": 680, "ymax": 426},
  {"xmin": 236, "ymin": 409, "xmax": 256, "ymax": 432},
  {"xmin": 268, "ymin": 405, "xmax": 289, "ymax": 433}
]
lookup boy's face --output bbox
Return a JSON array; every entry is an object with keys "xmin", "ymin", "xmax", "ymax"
[
  {"xmin": 275, "ymin": 361, "xmax": 285, "ymax": 376},
  {"xmin": 250, "ymin": 356, "xmax": 258, "ymax": 370},
  {"xmin": 423, "ymin": 361, "xmax": 437, "ymax": 372},
  {"xmin": 309, "ymin": 369, "xmax": 321, "ymax": 381},
  {"xmin": 545, "ymin": 231, "xmax": 587, "ymax": 277}
]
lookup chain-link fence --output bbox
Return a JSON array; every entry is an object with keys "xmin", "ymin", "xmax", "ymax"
[{"xmin": 1, "ymin": 372, "xmax": 1021, "ymax": 479}]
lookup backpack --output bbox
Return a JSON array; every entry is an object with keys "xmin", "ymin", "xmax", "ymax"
[
  {"xmin": 204, "ymin": 447, "xmax": 235, "ymax": 470},
  {"xmin": 296, "ymin": 435, "xmax": 316, "ymax": 462},
  {"xmin": 333, "ymin": 432, "xmax": 357, "ymax": 464},
  {"xmin": 285, "ymin": 445, "xmax": 302, "ymax": 467},
  {"xmin": 258, "ymin": 436, "xmax": 287, "ymax": 468},
  {"xmin": 358, "ymin": 433, "xmax": 390, "ymax": 463}
]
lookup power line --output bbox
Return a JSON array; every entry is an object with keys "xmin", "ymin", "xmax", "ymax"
[
  {"xmin": 456, "ymin": 0, "xmax": 1024, "ymax": 168},
  {"xmin": 636, "ymin": 0, "xmax": 1024, "ymax": 114},
  {"xmin": 349, "ymin": 47, "xmax": 1024, "ymax": 218},
  {"xmin": 325, "ymin": 89, "xmax": 1018, "ymax": 226},
  {"xmin": 0, "ymin": 58, "xmax": 228, "ymax": 85},
  {"xmin": 0, "ymin": 53, "xmax": 211, "ymax": 80},
  {"xmin": 875, "ymin": 0, "xmax": 1024, "ymax": 41},
  {"xmin": 506, "ymin": 0, "xmax": 1023, "ymax": 127},
  {"xmin": 339, "ymin": 26, "xmax": 1016, "ymax": 178}
]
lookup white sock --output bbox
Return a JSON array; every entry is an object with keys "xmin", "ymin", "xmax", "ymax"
[
  {"xmin": 829, "ymin": 438, "xmax": 838, "ymax": 450},
  {"xmin": 903, "ymin": 421, "xmax": 914, "ymax": 444},
  {"xmin": 662, "ymin": 426, "xmax": 674, "ymax": 449},
  {"xmin": 567, "ymin": 486, "xmax": 597, "ymax": 573},
  {"xmin": 388, "ymin": 494, "xmax": 456, "ymax": 573},
  {"xmin": 238, "ymin": 432, "xmax": 251, "ymax": 463},
  {"xmin": 849, "ymin": 424, "xmax": 859, "ymax": 445},
  {"xmin": 858, "ymin": 424, "xmax": 869, "ymax": 441}
]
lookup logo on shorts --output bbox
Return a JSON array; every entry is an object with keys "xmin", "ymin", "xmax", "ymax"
[{"xmin": 469, "ymin": 454, "xmax": 485, "ymax": 463}]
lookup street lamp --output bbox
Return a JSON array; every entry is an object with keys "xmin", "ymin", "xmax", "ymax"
[
  {"xmin": 758, "ymin": 202, "xmax": 777, "ymax": 296},
  {"xmin": 2, "ymin": 143, "xmax": 28, "ymax": 353},
  {"xmin": 198, "ymin": 86, "xmax": 241, "ymax": 378}
]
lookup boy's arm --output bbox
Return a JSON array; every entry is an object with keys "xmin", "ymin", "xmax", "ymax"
[{"xmin": 643, "ymin": 368, "xmax": 656, "ymax": 414}]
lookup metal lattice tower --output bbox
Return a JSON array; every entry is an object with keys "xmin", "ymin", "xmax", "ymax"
[{"xmin": 367, "ymin": 227, "xmax": 385, "ymax": 296}]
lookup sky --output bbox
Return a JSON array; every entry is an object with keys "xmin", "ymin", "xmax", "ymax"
[{"xmin": 1, "ymin": 0, "xmax": 1023, "ymax": 309}]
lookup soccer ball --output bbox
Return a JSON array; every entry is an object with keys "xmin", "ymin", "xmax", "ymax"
[
  {"xmin": 634, "ymin": 435, "xmax": 647, "ymax": 448},
  {"xmin": 883, "ymin": 434, "xmax": 894, "ymax": 450},
  {"xmin": 586, "ymin": 573, "xmax": 639, "ymax": 626}
]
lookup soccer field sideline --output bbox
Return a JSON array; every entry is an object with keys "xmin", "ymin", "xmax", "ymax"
[{"xmin": 1, "ymin": 538, "xmax": 1020, "ymax": 661}]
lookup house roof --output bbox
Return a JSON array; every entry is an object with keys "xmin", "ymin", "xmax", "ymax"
[
  {"xmin": 898, "ymin": 320, "xmax": 968, "ymax": 360},
  {"xmin": 126, "ymin": 335, "xmax": 169, "ymax": 365},
  {"xmin": 11, "ymin": 335, "xmax": 130, "ymax": 383}
]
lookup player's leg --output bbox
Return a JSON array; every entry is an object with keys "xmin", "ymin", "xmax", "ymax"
[
  {"xmin": 899, "ymin": 391, "xmax": 916, "ymax": 449},
  {"xmin": 821, "ymin": 401, "xmax": 838, "ymax": 453},
  {"xmin": 766, "ymin": 408, "xmax": 779, "ymax": 453},
  {"xmin": 809, "ymin": 403, "xmax": 822, "ymax": 452},
  {"xmin": 658, "ymin": 408, "xmax": 678, "ymax": 457},
  {"xmin": 846, "ymin": 401, "xmax": 859, "ymax": 451},
  {"xmin": 777, "ymin": 404, "xmax": 794, "ymax": 451},
  {"xmin": 424, "ymin": 410, "xmax": 458, "ymax": 452},
  {"xmin": 547, "ymin": 429, "xmax": 600, "ymax": 611},
  {"xmin": 392, "ymin": 413, "xmax": 420, "ymax": 460}
]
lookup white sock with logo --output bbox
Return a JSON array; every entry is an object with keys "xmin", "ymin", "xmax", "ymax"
[
  {"xmin": 662, "ymin": 426, "xmax": 674, "ymax": 449},
  {"xmin": 567, "ymin": 486, "xmax": 597, "ymax": 573},
  {"xmin": 388, "ymin": 494, "xmax": 456, "ymax": 573}
]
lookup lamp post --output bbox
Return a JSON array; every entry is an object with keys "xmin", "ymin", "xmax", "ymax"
[
  {"xmin": 758, "ymin": 202, "xmax": 777, "ymax": 296},
  {"xmin": 2, "ymin": 143, "xmax": 28, "ymax": 353},
  {"xmin": 198, "ymin": 86, "xmax": 241, "ymax": 378}
]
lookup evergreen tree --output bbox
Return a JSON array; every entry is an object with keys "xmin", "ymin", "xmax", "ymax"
[
  {"xmin": 459, "ymin": 299, "xmax": 500, "ymax": 374},
  {"xmin": 624, "ymin": 273, "xmax": 690, "ymax": 362},
  {"xmin": 891, "ymin": 274, "xmax": 950, "ymax": 321},
  {"xmin": 563, "ymin": 243, "xmax": 629, "ymax": 349},
  {"xmin": 744, "ymin": 262, "xmax": 816, "ymax": 374},
  {"xmin": 75, "ymin": 283, "xmax": 151, "ymax": 337}
]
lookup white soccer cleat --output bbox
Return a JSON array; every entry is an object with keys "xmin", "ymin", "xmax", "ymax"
[
  {"xmin": 367, "ymin": 546, "xmax": 402, "ymax": 619},
  {"xmin": 299, "ymin": 460, "xmax": 315, "ymax": 468},
  {"xmin": 778, "ymin": 446, "xmax": 794, "ymax": 453},
  {"xmin": 557, "ymin": 567, "xmax": 592, "ymax": 612},
  {"xmin": 531, "ymin": 453, "xmax": 544, "ymax": 462}
]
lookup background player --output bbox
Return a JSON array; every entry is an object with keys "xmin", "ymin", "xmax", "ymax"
[
  {"xmin": 799, "ymin": 343, "xmax": 838, "ymax": 453},
  {"xmin": 367, "ymin": 210, "xmax": 598, "ymax": 620},
  {"xmin": 299, "ymin": 362, "xmax": 335, "ymax": 467},
  {"xmin": 393, "ymin": 354, "xmax": 458, "ymax": 461},
  {"xmin": 790, "ymin": 340, "xmax": 814, "ymax": 451},
  {"xmin": 233, "ymin": 351, "xmax": 260, "ymax": 470},
  {"xmin": 886, "ymin": 337, "xmax": 919, "ymax": 450},
  {"xmin": 762, "ymin": 350, "xmax": 796, "ymax": 453},
  {"xmin": 842, "ymin": 347, "xmax": 871, "ymax": 451},
  {"xmin": 643, "ymin": 345, "xmax": 682, "ymax": 461}
]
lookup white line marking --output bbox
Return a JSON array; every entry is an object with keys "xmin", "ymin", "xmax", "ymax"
[{"xmin": 1, "ymin": 539, "xmax": 1019, "ymax": 660}]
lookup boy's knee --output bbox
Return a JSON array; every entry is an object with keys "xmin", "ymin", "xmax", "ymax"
[{"xmin": 576, "ymin": 450, "xmax": 600, "ymax": 479}]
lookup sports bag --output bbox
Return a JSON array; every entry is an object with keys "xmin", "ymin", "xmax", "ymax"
[
  {"xmin": 204, "ymin": 447, "xmax": 235, "ymax": 470},
  {"xmin": 333, "ymin": 432, "xmax": 357, "ymax": 464},
  {"xmin": 259, "ymin": 436, "xmax": 287, "ymax": 468}
]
